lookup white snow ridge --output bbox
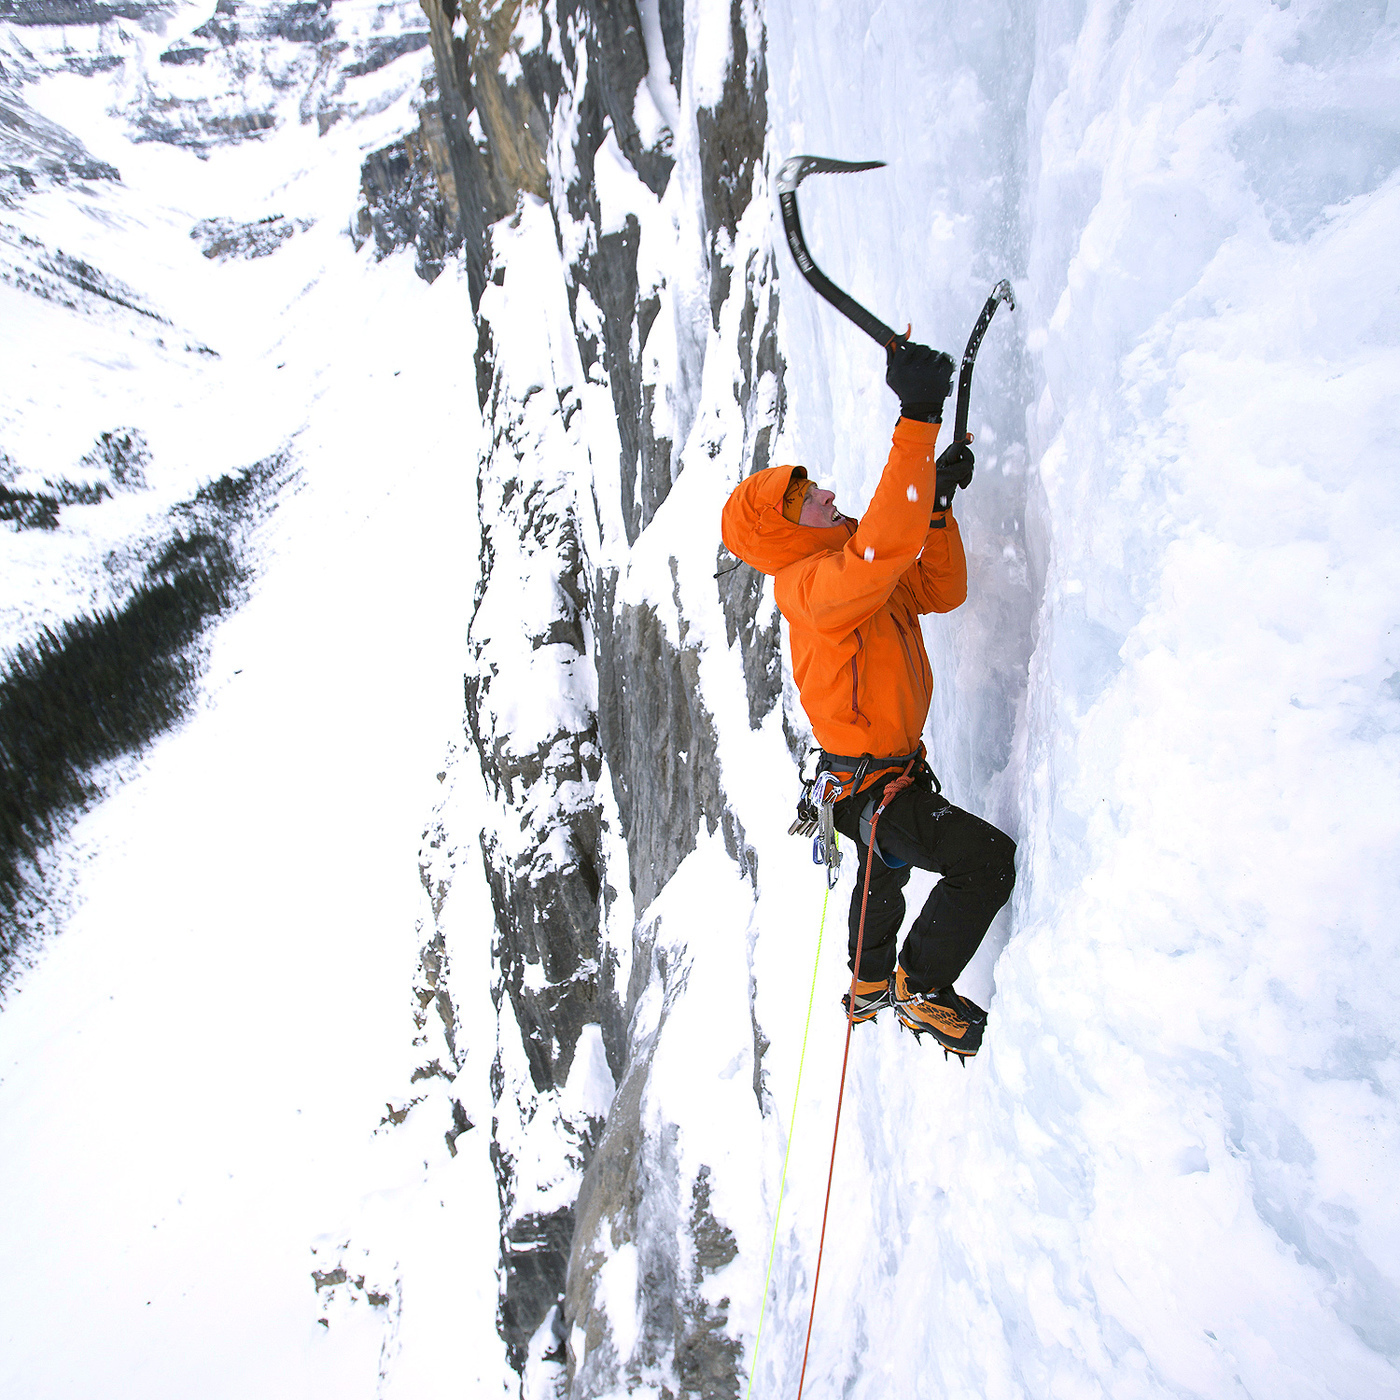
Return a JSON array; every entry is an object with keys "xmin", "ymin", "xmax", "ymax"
[{"xmin": 1, "ymin": 2, "xmax": 1396, "ymax": 1399}]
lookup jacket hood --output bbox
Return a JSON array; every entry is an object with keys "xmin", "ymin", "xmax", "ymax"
[{"xmin": 721, "ymin": 464, "xmax": 854, "ymax": 576}]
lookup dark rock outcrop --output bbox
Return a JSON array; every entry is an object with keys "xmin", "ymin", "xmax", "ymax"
[
  {"xmin": 716, "ymin": 249, "xmax": 786, "ymax": 732},
  {"xmin": 127, "ymin": 100, "xmax": 277, "ymax": 152},
  {"xmin": 593, "ymin": 570, "xmax": 753, "ymax": 913},
  {"xmin": 342, "ymin": 30, "xmax": 431, "ymax": 79},
  {"xmin": 1, "ymin": 84, "xmax": 120, "ymax": 203},
  {"xmin": 500, "ymin": 1205, "xmax": 575, "ymax": 1369},
  {"xmin": 191, "ymin": 214, "xmax": 314, "ymax": 261},
  {"xmin": 565, "ymin": 936, "xmax": 741, "ymax": 1400},
  {"xmin": 415, "ymin": 0, "xmax": 550, "ymax": 307},
  {"xmin": 696, "ymin": 0, "xmax": 767, "ymax": 331},
  {"xmin": 353, "ymin": 106, "xmax": 458, "ymax": 281},
  {"xmin": 159, "ymin": 45, "xmax": 209, "ymax": 66},
  {"xmin": 191, "ymin": 0, "xmax": 335, "ymax": 48},
  {"xmin": 107, "ymin": 0, "xmax": 414, "ymax": 153},
  {"xmin": 0, "ymin": 0, "xmax": 171, "ymax": 22},
  {"xmin": 464, "ymin": 264, "xmax": 625, "ymax": 1370}
]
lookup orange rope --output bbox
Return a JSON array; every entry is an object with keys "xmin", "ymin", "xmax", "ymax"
[{"xmin": 795, "ymin": 758, "xmax": 917, "ymax": 1398}]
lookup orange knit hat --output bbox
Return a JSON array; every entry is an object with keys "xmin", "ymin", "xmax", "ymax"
[{"xmin": 781, "ymin": 467, "xmax": 810, "ymax": 523}]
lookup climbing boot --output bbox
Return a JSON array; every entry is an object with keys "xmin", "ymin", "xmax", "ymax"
[
  {"xmin": 892, "ymin": 965, "xmax": 987, "ymax": 1058},
  {"xmin": 841, "ymin": 976, "xmax": 891, "ymax": 1023}
]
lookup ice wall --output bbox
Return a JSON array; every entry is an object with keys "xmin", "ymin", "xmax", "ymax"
[{"xmin": 756, "ymin": 2, "xmax": 1400, "ymax": 1397}]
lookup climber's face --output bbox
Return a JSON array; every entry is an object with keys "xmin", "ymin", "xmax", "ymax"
[{"xmin": 799, "ymin": 484, "xmax": 846, "ymax": 529}]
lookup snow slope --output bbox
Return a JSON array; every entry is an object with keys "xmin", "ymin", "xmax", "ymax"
[{"xmin": 1, "ymin": 7, "xmax": 514, "ymax": 1395}]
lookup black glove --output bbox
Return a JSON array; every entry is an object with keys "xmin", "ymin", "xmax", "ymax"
[
  {"xmin": 886, "ymin": 342, "xmax": 955, "ymax": 423},
  {"xmin": 933, "ymin": 439, "xmax": 974, "ymax": 513}
]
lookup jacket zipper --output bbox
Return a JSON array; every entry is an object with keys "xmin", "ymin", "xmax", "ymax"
[
  {"xmin": 892, "ymin": 611, "xmax": 933, "ymax": 705},
  {"xmin": 850, "ymin": 627, "xmax": 866, "ymax": 724},
  {"xmin": 891, "ymin": 613, "xmax": 920, "ymax": 688},
  {"xmin": 910, "ymin": 607, "xmax": 933, "ymax": 695}
]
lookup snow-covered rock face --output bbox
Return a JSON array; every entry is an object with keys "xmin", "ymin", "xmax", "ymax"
[
  {"xmin": 2, "ymin": 0, "xmax": 1397, "ymax": 1398},
  {"xmin": 437, "ymin": 1, "xmax": 778, "ymax": 1386}
]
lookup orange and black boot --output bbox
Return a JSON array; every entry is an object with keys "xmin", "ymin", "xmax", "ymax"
[
  {"xmin": 841, "ymin": 976, "xmax": 892, "ymax": 1023},
  {"xmin": 892, "ymin": 965, "xmax": 987, "ymax": 1059}
]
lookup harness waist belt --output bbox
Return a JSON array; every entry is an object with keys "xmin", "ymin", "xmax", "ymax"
[
  {"xmin": 816, "ymin": 745, "xmax": 926, "ymax": 803},
  {"xmin": 818, "ymin": 748, "xmax": 922, "ymax": 772}
]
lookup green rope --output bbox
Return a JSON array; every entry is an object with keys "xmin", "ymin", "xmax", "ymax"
[{"xmin": 745, "ymin": 840, "xmax": 835, "ymax": 1400}]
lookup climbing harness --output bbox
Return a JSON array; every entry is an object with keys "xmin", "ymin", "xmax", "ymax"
[
  {"xmin": 744, "ymin": 853, "xmax": 835, "ymax": 1400},
  {"xmin": 795, "ymin": 757, "xmax": 919, "ymax": 1400}
]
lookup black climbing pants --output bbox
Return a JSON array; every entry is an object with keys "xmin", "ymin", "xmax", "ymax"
[{"xmin": 833, "ymin": 769, "xmax": 1016, "ymax": 994}]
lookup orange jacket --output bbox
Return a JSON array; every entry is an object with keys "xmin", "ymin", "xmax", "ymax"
[{"xmin": 721, "ymin": 419, "xmax": 967, "ymax": 769}]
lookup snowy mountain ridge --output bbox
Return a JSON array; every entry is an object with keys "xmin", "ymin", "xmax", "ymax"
[{"xmin": 1, "ymin": 1, "xmax": 1398, "ymax": 1398}]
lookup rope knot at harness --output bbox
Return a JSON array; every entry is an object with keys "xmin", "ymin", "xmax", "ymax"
[{"xmin": 876, "ymin": 766, "xmax": 916, "ymax": 812}]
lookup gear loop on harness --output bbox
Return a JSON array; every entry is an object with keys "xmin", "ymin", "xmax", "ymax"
[
  {"xmin": 792, "ymin": 745, "xmax": 944, "ymax": 893},
  {"xmin": 791, "ymin": 753, "xmax": 846, "ymax": 888},
  {"xmin": 814, "ymin": 779, "xmax": 842, "ymax": 888}
]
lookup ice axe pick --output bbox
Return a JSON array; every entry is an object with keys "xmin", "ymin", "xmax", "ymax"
[{"xmin": 776, "ymin": 154, "xmax": 1014, "ymax": 445}]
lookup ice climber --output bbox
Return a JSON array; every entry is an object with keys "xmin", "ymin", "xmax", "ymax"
[{"xmin": 720, "ymin": 343, "xmax": 1016, "ymax": 1059}]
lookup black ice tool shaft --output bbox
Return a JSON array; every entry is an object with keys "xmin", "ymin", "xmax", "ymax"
[
  {"xmin": 776, "ymin": 154, "xmax": 1015, "ymax": 443},
  {"xmin": 776, "ymin": 155, "xmax": 906, "ymax": 350},
  {"xmin": 951, "ymin": 279, "xmax": 1015, "ymax": 447}
]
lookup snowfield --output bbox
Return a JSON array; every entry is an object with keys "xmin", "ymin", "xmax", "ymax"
[
  {"xmin": 1, "ymin": 4, "xmax": 509, "ymax": 1393},
  {"xmin": 1, "ymin": 0, "xmax": 1397, "ymax": 1398}
]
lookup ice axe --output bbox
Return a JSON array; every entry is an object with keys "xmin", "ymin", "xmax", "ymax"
[{"xmin": 776, "ymin": 154, "xmax": 1014, "ymax": 449}]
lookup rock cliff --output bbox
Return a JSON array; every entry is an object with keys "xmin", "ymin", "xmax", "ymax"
[{"xmin": 408, "ymin": 1, "xmax": 781, "ymax": 1393}]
